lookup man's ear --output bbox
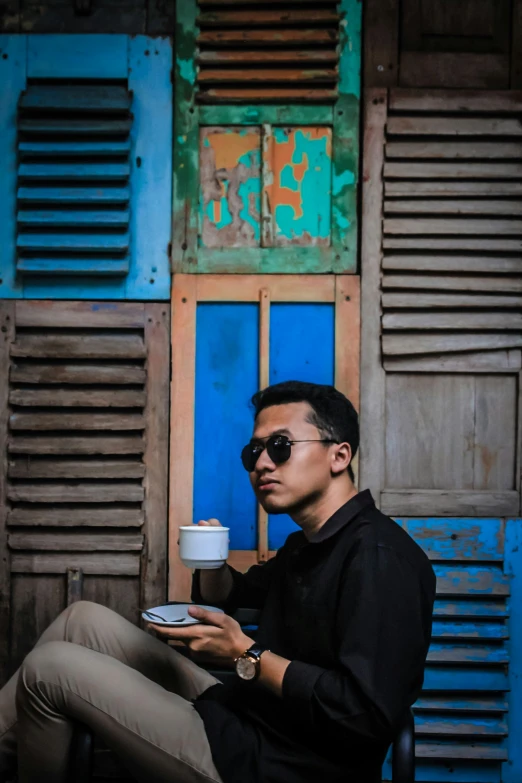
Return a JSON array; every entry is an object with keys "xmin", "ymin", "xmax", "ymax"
[{"xmin": 331, "ymin": 442, "xmax": 352, "ymax": 476}]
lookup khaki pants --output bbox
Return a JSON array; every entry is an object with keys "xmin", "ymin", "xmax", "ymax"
[{"xmin": 0, "ymin": 601, "xmax": 223, "ymax": 783}]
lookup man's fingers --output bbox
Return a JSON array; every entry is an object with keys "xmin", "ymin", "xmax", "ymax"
[
  {"xmin": 146, "ymin": 621, "xmax": 221, "ymax": 639},
  {"xmin": 188, "ymin": 606, "xmax": 227, "ymax": 627},
  {"xmin": 196, "ymin": 518, "xmax": 222, "ymax": 527}
]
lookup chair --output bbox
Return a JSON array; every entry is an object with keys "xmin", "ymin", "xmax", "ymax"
[{"xmin": 70, "ymin": 703, "xmax": 416, "ymax": 783}]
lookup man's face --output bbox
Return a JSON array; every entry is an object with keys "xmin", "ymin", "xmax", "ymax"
[{"xmin": 248, "ymin": 401, "xmax": 337, "ymax": 515}]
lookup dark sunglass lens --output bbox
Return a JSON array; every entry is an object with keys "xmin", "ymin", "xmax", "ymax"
[
  {"xmin": 266, "ymin": 436, "xmax": 291, "ymax": 464},
  {"xmin": 241, "ymin": 444, "xmax": 262, "ymax": 472}
]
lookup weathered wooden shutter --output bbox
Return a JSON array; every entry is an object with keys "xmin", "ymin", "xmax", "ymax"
[
  {"xmin": 361, "ymin": 88, "xmax": 522, "ymax": 781},
  {"xmin": 0, "ymin": 300, "xmax": 169, "ymax": 677},
  {"xmin": 0, "ymin": 34, "xmax": 172, "ymax": 299},
  {"xmin": 196, "ymin": 1, "xmax": 341, "ymax": 103}
]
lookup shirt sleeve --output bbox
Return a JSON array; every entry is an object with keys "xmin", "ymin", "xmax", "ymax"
[
  {"xmin": 192, "ymin": 551, "xmax": 280, "ymax": 613},
  {"xmin": 282, "ymin": 544, "xmax": 435, "ymax": 742}
]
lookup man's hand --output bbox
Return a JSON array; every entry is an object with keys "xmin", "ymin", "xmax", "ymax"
[{"xmin": 147, "ymin": 606, "xmax": 254, "ymax": 666}]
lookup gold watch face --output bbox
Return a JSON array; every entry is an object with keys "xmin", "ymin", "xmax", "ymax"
[{"xmin": 236, "ymin": 654, "xmax": 257, "ymax": 681}]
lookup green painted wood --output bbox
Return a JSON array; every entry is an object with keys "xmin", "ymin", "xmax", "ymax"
[
  {"xmin": 199, "ymin": 105, "xmax": 334, "ymax": 126},
  {"xmin": 189, "ymin": 246, "xmax": 349, "ymax": 274}
]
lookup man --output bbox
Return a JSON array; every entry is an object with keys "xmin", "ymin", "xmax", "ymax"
[{"xmin": 0, "ymin": 381, "xmax": 435, "ymax": 783}]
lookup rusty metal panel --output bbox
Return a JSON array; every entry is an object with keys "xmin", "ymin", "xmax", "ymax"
[
  {"xmin": 199, "ymin": 126, "xmax": 261, "ymax": 248},
  {"xmin": 263, "ymin": 126, "xmax": 332, "ymax": 247}
]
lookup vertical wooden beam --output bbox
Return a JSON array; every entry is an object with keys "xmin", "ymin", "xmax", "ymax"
[
  {"xmin": 335, "ymin": 276, "xmax": 361, "ymax": 486},
  {"xmin": 0, "ymin": 302, "xmax": 14, "ymax": 683},
  {"xmin": 512, "ymin": 0, "xmax": 522, "ymax": 88},
  {"xmin": 257, "ymin": 288, "xmax": 270, "ymax": 562},
  {"xmin": 66, "ymin": 568, "xmax": 83, "ymax": 605},
  {"xmin": 142, "ymin": 303, "xmax": 170, "ymax": 610},
  {"xmin": 261, "ymin": 124, "xmax": 274, "ymax": 249},
  {"xmin": 359, "ymin": 89, "xmax": 388, "ymax": 506},
  {"xmin": 169, "ymin": 276, "xmax": 197, "ymax": 600},
  {"xmin": 363, "ymin": 0, "xmax": 400, "ymax": 87},
  {"xmin": 517, "ymin": 371, "xmax": 522, "ymax": 514}
]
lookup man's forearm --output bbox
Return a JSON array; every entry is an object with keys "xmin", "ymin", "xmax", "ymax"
[
  {"xmin": 197, "ymin": 563, "xmax": 234, "ymax": 604},
  {"xmin": 257, "ymin": 652, "xmax": 291, "ymax": 698}
]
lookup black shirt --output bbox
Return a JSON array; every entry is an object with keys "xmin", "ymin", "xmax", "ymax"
[{"xmin": 192, "ymin": 490, "xmax": 436, "ymax": 783}]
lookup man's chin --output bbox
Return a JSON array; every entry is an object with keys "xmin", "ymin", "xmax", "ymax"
[{"xmin": 258, "ymin": 496, "xmax": 287, "ymax": 515}]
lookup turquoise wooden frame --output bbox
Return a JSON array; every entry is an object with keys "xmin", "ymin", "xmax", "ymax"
[{"xmin": 172, "ymin": 0, "xmax": 361, "ymax": 275}]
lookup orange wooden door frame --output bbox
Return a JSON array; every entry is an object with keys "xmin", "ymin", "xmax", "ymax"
[{"xmin": 169, "ymin": 274, "xmax": 360, "ymax": 600}]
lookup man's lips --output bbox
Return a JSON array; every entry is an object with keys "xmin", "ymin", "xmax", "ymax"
[{"xmin": 257, "ymin": 479, "xmax": 279, "ymax": 491}]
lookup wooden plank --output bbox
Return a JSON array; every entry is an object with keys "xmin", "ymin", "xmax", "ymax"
[
  {"xmin": 387, "ymin": 116, "xmax": 522, "ymax": 136},
  {"xmin": 16, "ymin": 259, "xmax": 130, "ymax": 278},
  {"xmin": 385, "ymin": 180, "xmax": 522, "ymax": 197},
  {"xmin": 359, "ymin": 89, "xmax": 387, "ymax": 506},
  {"xmin": 169, "ymin": 276, "xmax": 197, "ymax": 601},
  {"xmin": 385, "ymin": 142, "xmax": 522, "ymax": 160},
  {"xmin": 389, "ymin": 89, "xmax": 522, "ymax": 112},
  {"xmin": 382, "ymin": 293, "xmax": 522, "ymax": 309},
  {"xmin": 399, "ymin": 52, "xmax": 509, "ymax": 91},
  {"xmin": 7, "ymin": 507, "xmax": 144, "ymax": 527},
  {"xmin": 8, "ymin": 458, "xmax": 145, "ymax": 480},
  {"xmin": 383, "ymin": 237, "xmax": 522, "ymax": 252},
  {"xmin": 67, "ymin": 568, "xmax": 83, "ymax": 605},
  {"xmin": 197, "ymin": 30, "xmax": 339, "ymax": 46},
  {"xmin": 198, "ymin": 9, "xmax": 340, "ymax": 25},
  {"xmin": 258, "ymin": 289, "xmax": 270, "ymax": 564},
  {"xmin": 8, "ymin": 532, "xmax": 143, "ymax": 551},
  {"xmin": 10, "ymin": 553, "xmax": 140, "ymax": 576},
  {"xmin": 401, "ymin": 518, "xmax": 504, "ymax": 561},
  {"xmin": 10, "ymin": 363, "xmax": 146, "ymax": 385},
  {"xmin": 8, "ymin": 435, "xmax": 145, "ymax": 456},
  {"xmin": 383, "ymin": 334, "xmax": 522, "ymax": 357},
  {"xmin": 383, "ymin": 255, "xmax": 522, "ymax": 274},
  {"xmin": 9, "ymin": 412, "xmax": 145, "ymax": 431},
  {"xmin": 415, "ymin": 742, "xmax": 507, "ymax": 761},
  {"xmin": 335, "ymin": 276, "xmax": 361, "ymax": 485},
  {"xmin": 196, "ymin": 275, "xmax": 335, "ymax": 302},
  {"xmin": 382, "ymin": 274, "xmax": 522, "ymax": 292},
  {"xmin": 431, "ymin": 619, "xmax": 508, "ymax": 641},
  {"xmin": 381, "ymin": 490, "xmax": 519, "ymax": 517},
  {"xmin": 227, "ymin": 550, "xmax": 277, "ymax": 573},
  {"xmin": 415, "ymin": 694, "xmax": 508, "ymax": 712},
  {"xmin": 11, "ymin": 335, "xmax": 146, "ymax": 360},
  {"xmin": 473, "ymin": 376, "xmax": 517, "ymax": 491},
  {"xmin": 9, "ymin": 575, "xmax": 65, "ymax": 674},
  {"xmin": 15, "ymin": 301, "xmax": 144, "ymax": 329},
  {"xmin": 517, "ymin": 370, "xmax": 522, "ymax": 509},
  {"xmin": 384, "ymin": 218, "xmax": 522, "ymax": 235},
  {"xmin": 424, "ymin": 665, "xmax": 508, "ymax": 691},
  {"xmin": 416, "ymin": 714, "xmax": 508, "ymax": 735},
  {"xmin": 384, "ymin": 200, "xmax": 522, "ymax": 216},
  {"xmin": 433, "ymin": 600, "xmax": 508, "ymax": 619},
  {"xmin": 0, "ymin": 303, "xmax": 14, "ymax": 678},
  {"xmin": 382, "ymin": 312, "xmax": 522, "ymax": 331},
  {"xmin": 198, "ymin": 88, "xmax": 338, "ymax": 103},
  {"xmin": 197, "ymin": 49, "xmax": 339, "ymax": 65},
  {"xmin": 428, "ymin": 644, "xmax": 509, "ymax": 665},
  {"xmin": 7, "ymin": 483, "xmax": 144, "ymax": 504},
  {"xmin": 434, "ymin": 565, "xmax": 510, "ymax": 597},
  {"xmin": 141, "ymin": 304, "xmax": 170, "ymax": 614},
  {"xmin": 384, "ymin": 162, "xmax": 522, "ymax": 179},
  {"xmin": 363, "ymin": 0, "xmax": 399, "ymax": 87},
  {"xmin": 198, "ymin": 68, "xmax": 338, "ymax": 83},
  {"xmin": 9, "ymin": 389, "xmax": 146, "ymax": 407},
  {"xmin": 384, "ymin": 350, "xmax": 522, "ymax": 373}
]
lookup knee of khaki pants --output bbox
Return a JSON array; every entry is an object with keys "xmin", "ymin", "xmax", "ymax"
[
  {"xmin": 16, "ymin": 640, "xmax": 76, "ymax": 719},
  {"xmin": 64, "ymin": 600, "xmax": 113, "ymax": 633}
]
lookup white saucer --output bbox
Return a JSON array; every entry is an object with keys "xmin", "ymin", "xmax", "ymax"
[{"xmin": 142, "ymin": 603, "xmax": 224, "ymax": 627}]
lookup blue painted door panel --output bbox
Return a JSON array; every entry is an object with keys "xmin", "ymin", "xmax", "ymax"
[{"xmin": 0, "ymin": 34, "xmax": 172, "ymax": 300}]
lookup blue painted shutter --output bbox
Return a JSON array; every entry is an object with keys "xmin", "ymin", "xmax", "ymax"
[{"xmin": 17, "ymin": 84, "xmax": 132, "ymax": 278}]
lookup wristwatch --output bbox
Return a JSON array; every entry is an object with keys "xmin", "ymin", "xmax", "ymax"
[{"xmin": 235, "ymin": 643, "xmax": 268, "ymax": 681}]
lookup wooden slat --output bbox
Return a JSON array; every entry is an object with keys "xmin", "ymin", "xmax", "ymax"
[
  {"xmin": 384, "ymin": 218, "xmax": 522, "ymax": 235},
  {"xmin": 431, "ymin": 621, "xmax": 508, "ymax": 640},
  {"xmin": 196, "ymin": 275, "xmax": 335, "ymax": 302},
  {"xmin": 9, "ymin": 389, "xmax": 146, "ymax": 407},
  {"xmin": 434, "ymin": 566, "xmax": 510, "ymax": 597},
  {"xmin": 383, "ymin": 237, "xmax": 522, "ymax": 252},
  {"xmin": 198, "ymin": 88, "xmax": 338, "ymax": 102},
  {"xmin": 7, "ymin": 483, "xmax": 144, "ymax": 503},
  {"xmin": 382, "ymin": 274, "xmax": 522, "ymax": 293},
  {"xmin": 9, "ymin": 412, "xmax": 145, "ymax": 431},
  {"xmin": 10, "ymin": 553, "xmax": 140, "ymax": 576},
  {"xmin": 67, "ymin": 568, "xmax": 83, "ymax": 605},
  {"xmin": 382, "ymin": 334, "xmax": 522, "ymax": 356},
  {"xmin": 11, "ymin": 335, "xmax": 146, "ymax": 360},
  {"xmin": 197, "ymin": 9, "xmax": 340, "ymax": 25},
  {"xmin": 384, "ymin": 200, "xmax": 522, "ymax": 217},
  {"xmin": 17, "ymin": 210, "xmax": 130, "ymax": 228},
  {"xmin": 7, "ymin": 507, "xmax": 144, "ymax": 527},
  {"xmin": 385, "ymin": 141, "xmax": 522, "ymax": 159},
  {"xmin": 382, "ymin": 312, "xmax": 522, "ymax": 331},
  {"xmin": 387, "ymin": 116, "xmax": 522, "ymax": 136},
  {"xmin": 415, "ymin": 743, "xmax": 507, "ymax": 761},
  {"xmin": 10, "ymin": 363, "xmax": 146, "ymax": 385},
  {"xmin": 434, "ymin": 600, "xmax": 508, "ymax": 619},
  {"xmin": 381, "ymin": 490, "xmax": 519, "ymax": 517},
  {"xmin": 415, "ymin": 695, "xmax": 508, "ymax": 712},
  {"xmin": 416, "ymin": 716, "xmax": 507, "ymax": 736},
  {"xmin": 0, "ymin": 303, "xmax": 14, "ymax": 676},
  {"xmin": 8, "ymin": 458, "xmax": 145, "ymax": 480},
  {"xmin": 141, "ymin": 303, "xmax": 170, "ymax": 614},
  {"xmin": 385, "ymin": 180, "xmax": 522, "ymax": 197},
  {"xmin": 383, "ymin": 256, "xmax": 522, "ymax": 274},
  {"xmin": 335, "ymin": 276, "xmax": 361, "ymax": 412},
  {"xmin": 384, "ymin": 162, "xmax": 522, "ymax": 179},
  {"xmin": 15, "ymin": 301, "xmax": 144, "ymax": 329},
  {"xmin": 402, "ymin": 519, "xmax": 504, "ymax": 562},
  {"xmin": 384, "ymin": 350, "xmax": 522, "ymax": 373},
  {"xmin": 197, "ymin": 49, "xmax": 339, "ymax": 65},
  {"xmin": 382, "ymin": 293, "xmax": 522, "ymax": 309},
  {"xmin": 427, "ymin": 645, "xmax": 509, "ymax": 664},
  {"xmin": 389, "ymin": 89, "xmax": 522, "ymax": 113},
  {"xmin": 8, "ymin": 532, "xmax": 143, "ymax": 551},
  {"xmin": 198, "ymin": 68, "xmax": 337, "ymax": 83},
  {"xmin": 16, "ymin": 259, "xmax": 130, "ymax": 278},
  {"xmin": 197, "ymin": 29, "xmax": 339, "ymax": 45},
  {"xmin": 8, "ymin": 435, "xmax": 145, "ymax": 455}
]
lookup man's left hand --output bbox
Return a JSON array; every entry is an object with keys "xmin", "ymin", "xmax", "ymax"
[{"xmin": 147, "ymin": 606, "xmax": 254, "ymax": 666}]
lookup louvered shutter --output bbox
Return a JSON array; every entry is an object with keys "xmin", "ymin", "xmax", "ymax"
[
  {"xmin": 0, "ymin": 301, "xmax": 169, "ymax": 676},
  {"xmin": 0, "ymin": 34, "xmax": 171, "ymax": 299},
  {"xmin": 361, "ymin": 88, "xmax": 522, "ymax": 781},
  {"xmin": 196, "ymin": 1, "xmax": 341, "ymax": 103}
]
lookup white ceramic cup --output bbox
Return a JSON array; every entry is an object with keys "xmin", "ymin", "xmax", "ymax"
[{"xmin": 179, "ymin": 525, "xmax": 230, "ymax": 569}]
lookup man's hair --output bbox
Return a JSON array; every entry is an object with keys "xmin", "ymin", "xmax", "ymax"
[{"xmin": 251, "ymin": 381, "xmax": 359, "ymax": 482}]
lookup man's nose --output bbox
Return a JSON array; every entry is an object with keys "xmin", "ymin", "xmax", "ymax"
[{"xmin": 255, "ymin": 446, "xmax": 276, "ymax": 473}]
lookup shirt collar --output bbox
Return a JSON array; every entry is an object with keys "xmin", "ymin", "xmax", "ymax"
[{"xmin": 308, "ymin": 489, "xmax": 375, "ymax": 544}]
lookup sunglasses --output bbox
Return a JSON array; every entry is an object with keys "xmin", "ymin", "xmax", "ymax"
[{"xmin": 241, "ymin": 435, "xmax": 338, "ymax": 473}]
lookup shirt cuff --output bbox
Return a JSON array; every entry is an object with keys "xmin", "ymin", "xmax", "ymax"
[{"xmin": 282, "ymin": 660, "xmax": 325, "ymax": 708}]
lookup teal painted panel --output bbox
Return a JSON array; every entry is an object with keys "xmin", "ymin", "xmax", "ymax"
[
  {"xmin": 503, "ymin": 519, "xmax": 522, "ymax": 783},
  {"xmin": 18, "ymin": 187, "xmax": 130, "ymax": 205},
  {"xmin": 17, "ymin": 259, "xmax": 129, "ymax": 276},
  {"xmin": 400, "ymin": 518, "xmax": 504, "ymax": 562},
  {"xmin": 27, "ymin": 34, "xmax": 128, "ymax": 79}
]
